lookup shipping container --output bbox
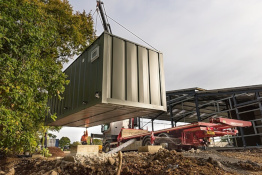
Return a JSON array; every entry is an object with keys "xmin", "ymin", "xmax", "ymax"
[{"xmin": 46, "ymin": 32, "xmax": 166, "ymax": 127}]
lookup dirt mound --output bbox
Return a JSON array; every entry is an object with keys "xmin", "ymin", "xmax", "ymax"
[
  {"xmin": 120, "ymin": 149, "xmax": 231, "ymax": 175},
  {"xmin": 0, "ymin": 149, "xmax": 233, "ymax": 175},
  {"xmin": 48, "ymin": 147, "xmax": 65, "ymax": 157},
  {"xmin": 183, "ymin": 148, "xmax": 262, "ymax": 174},
  {"xmin": 237, "ymin": 160, "xmax": 262, "ymax": 171},
  {"xmin": 1, "ymin": 148, "xmax": 262, "ymax": 175},
  {"xmin": 221, "ymin": 148, "xmax": 262, "ymax": 154},
  {"xmin": 219, "ymin": 148, "xmax": 262, "ymax": 164}
]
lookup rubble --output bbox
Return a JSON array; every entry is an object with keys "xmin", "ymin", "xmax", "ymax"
[
  {"xmin": 63, "ymin": 156, "xmax": 75, "ymax": 163},
  {"xmin": 0, "ymin": 148, "xmax": 262, "ymax": 174},
  {"xmin": 108, "ymin": 157, "xmax": 116, "ymax": 165},
  {"xmin": 219, "ymin": 148, "xmax": 262, "ymax": 164}
]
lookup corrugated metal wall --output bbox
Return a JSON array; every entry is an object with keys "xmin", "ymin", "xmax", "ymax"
[
  {"xmin": 112, "ymin": 37, "xmax": 125, "ymax": 100},
  {"xmin": 48, "ymin": 36, "xmax": 104, "ymax": 121},
  {"xmin": 103, "ymin": 33, "xmax": 166, "ymax": 108},
  {"xmin": 47, "ymin": 32, "xmax": 166, "ymax": 127}
]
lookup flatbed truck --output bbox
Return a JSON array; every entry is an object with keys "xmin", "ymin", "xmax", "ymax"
[{"xmin": 90, "ymin": 117, "xmax": 252, "ymax": 153}]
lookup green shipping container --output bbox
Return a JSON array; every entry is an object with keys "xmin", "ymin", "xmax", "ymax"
[{"xmin": 46, "ymin": 32, "xmax": 166, "ymax": 127}]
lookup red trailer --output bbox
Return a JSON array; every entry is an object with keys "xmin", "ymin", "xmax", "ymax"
[{"xmin": 103, "ymin": 118, "xmax": 252, "ymax": 153}]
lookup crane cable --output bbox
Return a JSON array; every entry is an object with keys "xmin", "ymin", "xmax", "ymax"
[
  {"xmin": 106, "ymin": 15, "xmax": 159, "ymax": 52},
  {"xmin": 92, "ymin": 8, "xmax": 97, "ymax": 17},
  {"xmin": 100, "ymin": 3, "xmax": 159, "ymax": 52}
]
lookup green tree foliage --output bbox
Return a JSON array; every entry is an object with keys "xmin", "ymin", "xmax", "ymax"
[
  {"xmin": 0, "ymin": 0, "xmax": 94, "ymax": 154},
  {"xmin": 48, "ymin": 133, "xmax": 57, "ymax": 139},
  {"xmin": 59, "ymin": 137, "xmax": 70, "ymax": 148},
  {"xmin": 38, "ymin": 125, "xmax": 61, "ymax": 145},
  {"xmin": 70, "ymin": 141, "xmax": 81, "ymax": 146},
  {"xmin": 92, "ymin": 139, "xmax": 102, "ymax": 145}
]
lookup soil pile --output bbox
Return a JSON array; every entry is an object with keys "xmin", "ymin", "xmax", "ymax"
[
  {"xmin": 0, "ymin": 148, "xmax": 262, "ymax": 175},
  {"xmin": 120, "ymin": 149, "xmax": 230, "ymax": 175},
  {"xmin": 0, "ymin": 149, "xmax": 232, "ymax": 175},
  {"xmin": 182, "ymin": 148, "xmax": 262, "ymax": 174},
  {"xmin": 219, "ymin": 148, "xmax": 262, "ymax": 164},
  {"xmin": 48, "ymin": 147, "xmax": 65, "ymax": 158}
]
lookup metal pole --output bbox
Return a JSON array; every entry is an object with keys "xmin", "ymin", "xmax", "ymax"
[
  {"xmin": 138, "ymin": 117, "xmax": 141, "ymax": 129},
  {"xmin": 194, "ymin": 94, "xmax": 201, "ymax": 121},
  {"xmin": 151, "ymin": 119, "xmax": 154, "ymax": 131},
  {"xmin": 232, "ymin": 94, "xmax": 246, "ymax": 147}
]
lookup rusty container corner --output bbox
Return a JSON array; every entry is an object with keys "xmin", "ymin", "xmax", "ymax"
[{"xmin": 46, "ymin": 32, "xmax": 167, "ymax": 127}]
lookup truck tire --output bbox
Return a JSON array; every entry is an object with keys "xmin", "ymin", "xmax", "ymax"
[
  {"xmin": 142, "ymin": 137, "xmax": 153, "ymax": 146},
  {"xmin": 103, "ymin": 143, "xmax": 110, "ymax": 153},
  {"xmin": 157, "ymin": 133, "xmax": 169, "ymax": 149}
]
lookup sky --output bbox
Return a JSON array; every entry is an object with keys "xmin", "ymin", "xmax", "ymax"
[{"xmin": 51, "ymin": 0, "xmax": 262, "ymax": 143}]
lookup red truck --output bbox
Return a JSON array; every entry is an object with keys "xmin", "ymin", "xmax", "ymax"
[{"xmin": 92, "ymin": 117, "xmax": 251, "ymax": 153}]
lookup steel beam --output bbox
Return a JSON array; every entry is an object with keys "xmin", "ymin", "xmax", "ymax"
[
  {"xmin": 232, "ymin": 94, "xmax": 246, "ymax": 147},
  {"xmin": 151, "ymin": 111, "xmax": 165, "ymax": 121},
  {"xmin": 255, "ymin": 92, "xmax": 262, "ymax": 115},
  {"xmin": 235, "ymin": 99, "xmax": 262, "ymax": 108},
  {"xmin": 194, "ymin": 94, "xmax": 201, "ymax": 121},
  {"xmin": 174, "ymin": 111, "xmax": 195, "ymax": 122},
  {"xmin": 166, "ymin": 89, "xmax": 196, "ymax": 96},
  {"xmin": 168, "ymin": 96, "xmax": 175, "ymax": 127},
  {"xmin": 197, "ymin": 88, "xmax": 262, "ymax": 97},
  {"xmin": 167, "ymin": 95, "xmax": 194, "ymax": 105}
]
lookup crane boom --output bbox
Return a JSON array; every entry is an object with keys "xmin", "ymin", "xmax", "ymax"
[{"xmin": 97, "ymin": 0, "xmax": 112, "ymax": 34}]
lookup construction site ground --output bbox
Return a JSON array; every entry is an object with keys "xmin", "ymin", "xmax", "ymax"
[{"xmin": 0, "ymin": 147, "xmax": 262, "ymax": 175}]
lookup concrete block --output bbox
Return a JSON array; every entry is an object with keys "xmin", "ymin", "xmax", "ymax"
[
  {"xmin": 76, "ymin": 145, "xmax": 99, "ymax": 155},
  {"xmin": 32, "ymin": 154, "xmax": 44, "ymax": 158},
  {"xmin": 63, "ymin": 151, "xmax": 71, "ymax": 154},
  {"xmin": 138, "ymin": 145, "xmax": 162, "ymax": 153}
]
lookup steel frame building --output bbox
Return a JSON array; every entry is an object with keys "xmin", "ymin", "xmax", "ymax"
[{"xmin": 148, "ymin": 85, "xmax": 262, "ymax": 147}]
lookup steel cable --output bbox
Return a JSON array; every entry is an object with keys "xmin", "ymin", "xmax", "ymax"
[{"xmin": 106, "ymin": 15, "xmax": 159, "ymax": 52}]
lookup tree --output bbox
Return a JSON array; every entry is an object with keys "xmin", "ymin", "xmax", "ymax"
[
  {"xmin": 0, "ymin": 0, "xmax": 94, "ymax": 155},
  {"xmin": 39, "ymin": 126, "xmax": 61, "ymax": 146},
  {"xmin": 48, "ymin": 133, "xmax": 57, "ymax": 139},
  {"xmin": 70, "ymin": 141, "xmax": 81, "ymax": 147},
  {"xmin": 59, "ymin": 137, "xmax": 70, "ymax": 149},
  {"xmin": 93, "ymin": 139, "xmax": 102, "ymax": 145}
]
